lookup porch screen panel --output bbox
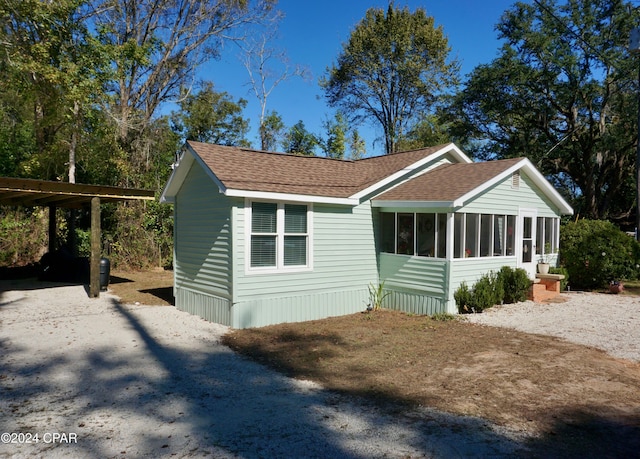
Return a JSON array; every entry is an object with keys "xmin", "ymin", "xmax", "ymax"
[
  {"xmin": 465, "ymin": 214, "xmax": 479, "ymax": 257},
  {"xmin": 493, "ymin": 215, "xmax": 505, "ymax": 256},
  {"xmin": 417, "ymin": 214, "xmax": 435, "ymax": 256},
  {"xmin": 437, "ymin": 214, "xmax": 447, "ymax": 258},
  {"xmin": 480, "ymin": 214, "xmax": 492, "ymax": 257},
  {"xmin": 397, "ymin": 213, "xmax": 414, "ymax": 255},
  {"xmin": 536, "ymin": 217, "xmax": 544, "ymax": 255},
  {"xmin": 454, "ymin": 213, "xmax": 464, "ymax": 258},
  {"xmin": 544, "ymin": 217, "xmax": 556, "ymax": 252},
  {"xmin": 506, "ymin": 215, "xmax": 515, "ymax": 256},
  {"xmin": 380, "ymin": 213, "xmax": 395, "ymax": 253}
]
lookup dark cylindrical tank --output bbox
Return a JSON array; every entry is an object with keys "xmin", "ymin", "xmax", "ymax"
[{"xmin": 99, "ymin": 257, "xmax": 110, "ymax": 291}]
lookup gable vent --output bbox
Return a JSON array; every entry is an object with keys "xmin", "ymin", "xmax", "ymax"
[{"xmin": 511, "ymin": 171, "xmax": 520, "ymax": 189}]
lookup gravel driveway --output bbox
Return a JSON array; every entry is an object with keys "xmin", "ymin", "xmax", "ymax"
[{"xmin": 1, "ymin": 280, "xmax": 638, "ymax": 458}]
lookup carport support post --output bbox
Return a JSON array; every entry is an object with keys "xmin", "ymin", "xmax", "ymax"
[
  {"xmin": 48, "ymin": 205, "xmax": 57, "ymax": 253},
  {"xmin": 89, "ymin": 197, "xmax": 101, "ymax": 298}
]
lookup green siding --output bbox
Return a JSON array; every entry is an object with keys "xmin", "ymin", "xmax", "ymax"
[
  {"xmin": 462, "ymin": 173, "xmax": 561, "ymax": 216},
  {"xmin": 174, "ymin": 163, "xmax": 234, "ymax": 321},
  {"xmin": 378, "ymin": 253, "xmax": 448, "ymax": 315},
  {"xmin": 230, "ymin": 201, "xmax": 379, "ymax": 327}
]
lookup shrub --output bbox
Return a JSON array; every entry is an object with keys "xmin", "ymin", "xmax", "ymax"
[
  {"xmin": 454, "ymin": 281, "xmax": 473, "ymax": 313},
  {"xmin": 498, "ymin": 266, "xmax": 530, "ymax": 304},
  {"xmin": 472, "ymin": 274, "xmax": 497, "ymax": 312},
  {"xmin": 560, "ymin": 219, "xmax": 640, "ymax": 290}
]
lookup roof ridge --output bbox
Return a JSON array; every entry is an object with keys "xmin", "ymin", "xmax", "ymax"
[{"xmin": 186, "ymin": 140, "xmax": 356, "ymax": 163}]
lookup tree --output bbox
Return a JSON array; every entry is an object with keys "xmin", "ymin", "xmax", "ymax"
[
  {"xmin": 0, "ymin": 0, "xmax": 109, "ymax": 183},
  {"xmin": 240, "ymin": 26, "xmax": 310, "ymax": 150},
  {"xmin": 91, "ymin": 0, "xmax": 275, "ymax": 185},
  {"xmin": 322, "ymin": 112, "xmax": 348, "ymax": 159},
  {"xmin": 396, "ymin": 114, "xmax": 451, "ymax": 152},
  {"xmin": 260, "ymin": 110, "xmax": 284, "ymax": 151},
  {"xmin": 348, "ymin": 130, "xmax": 366, "ymax": 160},
  {"xmin": 322, "ymin": 4, "xmax": 459, "ymax": 155},
  {"xmin": 171, "ymin": 82, "xmax": 250, "ymax": 146},
  {"xmin": 282, "ymin": 120, "xmax": 317, "ymax": 156},
  {"xmin": 447, "ymin": 0, "xmax": 640, "ymax": 223}
]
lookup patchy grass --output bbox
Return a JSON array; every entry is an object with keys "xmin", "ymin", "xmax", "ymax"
[
  {"xmin": 108, "ymin": 268, "xmax": 174, "ymax": 306},
  {"xmin": 223, "ymin": 309, "xmax": 640, "ymax": 456},
  {"xmin": 108, "ymin": 270, "xmax": 640, "ymax": 456}
]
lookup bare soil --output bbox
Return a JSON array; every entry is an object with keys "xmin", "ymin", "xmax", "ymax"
[{"xmin": 111, "ymin": 270, "xmax": 640, "ymax": 457}]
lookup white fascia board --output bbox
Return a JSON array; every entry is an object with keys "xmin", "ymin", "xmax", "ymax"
[
  {"xmin": 371, "ymin": 200, "xmax": 453, "ymax": 209},
  {"xmin": 159, "ymin": 149, "xmax": 192, "ymax": 204},
  {"xmin": 225, "ymin": 188, "xmax": 358, "ymax": 206},
  {"xmin": 452, "ymin": 158, "xmax": 574, "ymax": 215},
  {"xmin": 350, "ymin": 143, "xmax": 472, "ymax": 201},
  {"xmin": 159, "ymin": 143, "xmax": 227, "ymax": 204}
]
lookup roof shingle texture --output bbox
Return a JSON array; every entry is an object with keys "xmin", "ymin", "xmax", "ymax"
[
  {"xmin": 374, "ymin": 157, "xmax": 524, "ymax": 202},
  {"xmin": 187, "ymin": 141, "xmax": 449, "ymax": 198},
  {"xmin": 187, "ymin": 141, "xmax": 524, "ymax": 201}
]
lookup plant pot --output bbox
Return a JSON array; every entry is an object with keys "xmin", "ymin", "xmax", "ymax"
[
  {"xmin": 537, "ymin": 263, "xmax": 550, "ymax": 274},
  {"xmin": 609, "ymin": 282, "xmax": 624, "ymax": 294}
]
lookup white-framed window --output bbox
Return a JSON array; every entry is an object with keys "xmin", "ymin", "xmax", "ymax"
[
  {"xmin": 248, "ymin": 200, "xmax": 312, "ymax": 272},
  {"xmin": 536, "ymin": 217, "xmax": 559, "ymax": 256},
  {"xmin": 453, "ymin": 213, "xmax": 516, "ymax": 258},
  {"xmin": 380, "ymin": 212, "xmax": 448, "ymax": 258}
]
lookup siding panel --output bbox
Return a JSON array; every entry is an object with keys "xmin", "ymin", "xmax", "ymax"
[
  {"xmin": 231, "ymin": 201, "xmax": 379, "ymax": 327},
  {"xmin": 174, "ymin": 163, "xmax": 234, "ymax": 302}
]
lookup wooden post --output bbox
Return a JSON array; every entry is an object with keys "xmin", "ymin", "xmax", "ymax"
[
  {"xmin": 89, "ymin": 197, "xmax": 101, "ymax": 298},
  {"xmin": 48, "ymin": 205, "xmax": 57, "ymax": 253}
]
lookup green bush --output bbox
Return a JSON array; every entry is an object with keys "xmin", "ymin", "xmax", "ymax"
[
  {"xmin": 499, "ymin": 266, "xmax": 530, "ymax": 304},
  {"xmin": 471, "ymin": 274, "xmax": 496, "ymax": 312},
  {"xmin": 454, "ymin": 281, "xmax": 473, "ymax": 313},
  {"xmin": 560, "ymin": 219, "xmax": 640, "ymax": 290}
]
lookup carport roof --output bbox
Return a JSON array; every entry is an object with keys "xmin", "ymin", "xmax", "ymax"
[{"xmin": 0, "ymin": 177, "xmax": 155, "ymax": 208}]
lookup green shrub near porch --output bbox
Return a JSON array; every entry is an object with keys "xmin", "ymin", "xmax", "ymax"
[{"xmin": 455, "ymin": 266, "xmax": 530, "ymax": 314}]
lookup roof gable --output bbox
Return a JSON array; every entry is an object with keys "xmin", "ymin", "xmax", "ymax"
[{"xmin": 372, "ymin": 157, "xmax": 573, "ymax": 215}]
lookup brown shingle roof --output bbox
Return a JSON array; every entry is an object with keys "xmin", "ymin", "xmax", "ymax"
[
  {"xmin": 374, "ymin": 157, "xmax": 524, "ymax": 202},
  {"xmin": 187, "ymin": 141, "xmax": 450, "ymax": 198}
]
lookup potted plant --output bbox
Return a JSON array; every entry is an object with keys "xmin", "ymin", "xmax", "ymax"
[
  {"xmin": 609, "ymin": 280, "xmax": 624, "ymax": 294},
  {"xmin": 537, "ymin": 242, "xmax": 551, "ymax": 274}
]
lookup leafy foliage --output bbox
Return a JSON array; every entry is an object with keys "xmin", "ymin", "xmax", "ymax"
[
  {"xmin": 367, "ymin": 281, "xmax": 390, "ymax": 311},
  {"xmin": 322, "ymin": 4, "xmax": 459, "ymax": 154},
  {"xmin": 171, "ymin": 82, "xmax": 250, "ymax": 146},
  {"xmin": 499, "ymin": 266, "xmax": 531, "ymax": 304},
  {"xmin": 560, "ymin": 219, "xmax": 640, "ymax": 290},
  {"xmin": 455, "ymin": 267, "xmax": 530, "ymax": 314},
  {"xmin": 282, "ymin": 120, "xmax": 318, "ymax": 155},
  {"xmin": 446, "ymin": 0, "xmax": 640, "ymax": 222}
]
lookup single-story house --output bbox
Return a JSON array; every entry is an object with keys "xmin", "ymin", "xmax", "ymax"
[{"xmin": 161, "ymin": 141, "xmax": 573, "ymax": 328}]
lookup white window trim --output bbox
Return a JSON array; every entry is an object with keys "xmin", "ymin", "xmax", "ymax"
[{"xmin": 245, "ymin": 199, "xmax": 313, "ymax": 275}]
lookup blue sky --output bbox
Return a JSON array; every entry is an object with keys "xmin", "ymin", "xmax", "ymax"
[{"xmin": 200, "ymin": 0, "xmax": 524, "ymax": 155}]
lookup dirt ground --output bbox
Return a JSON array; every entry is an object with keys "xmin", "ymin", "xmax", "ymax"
[{"xmin": 110, "ymin": 270, "xmax": 640, "ymax": 457}]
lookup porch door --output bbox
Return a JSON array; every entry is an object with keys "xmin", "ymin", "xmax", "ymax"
[{"xmin": 518, "ymin": 210, "xmax": 537, "ymax": 278}]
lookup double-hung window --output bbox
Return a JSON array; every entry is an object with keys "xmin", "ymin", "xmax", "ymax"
[{"xmin": 249, "ymin": 201, "xmax": 311, "ymax": 271}]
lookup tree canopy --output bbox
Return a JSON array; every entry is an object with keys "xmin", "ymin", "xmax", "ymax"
[
  {"xmin": 322, "ymin": 4, "xmax": 459, "ymax": 154},
  {"xmin": 171, "ymin": 82, "xmax": 250, "ymax": 146},
  {"xmin": 446, "ymin": 0, "xmax": 640, "ymax": 222}
]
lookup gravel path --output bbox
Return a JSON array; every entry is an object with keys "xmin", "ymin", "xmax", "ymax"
[
  {"xmin": 463, "ymin": 292, "xmax": 640, "ymax": 363},
  {"xmin": 1, "ymin": 281, "xmax": 638, "ymax": 458}
]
